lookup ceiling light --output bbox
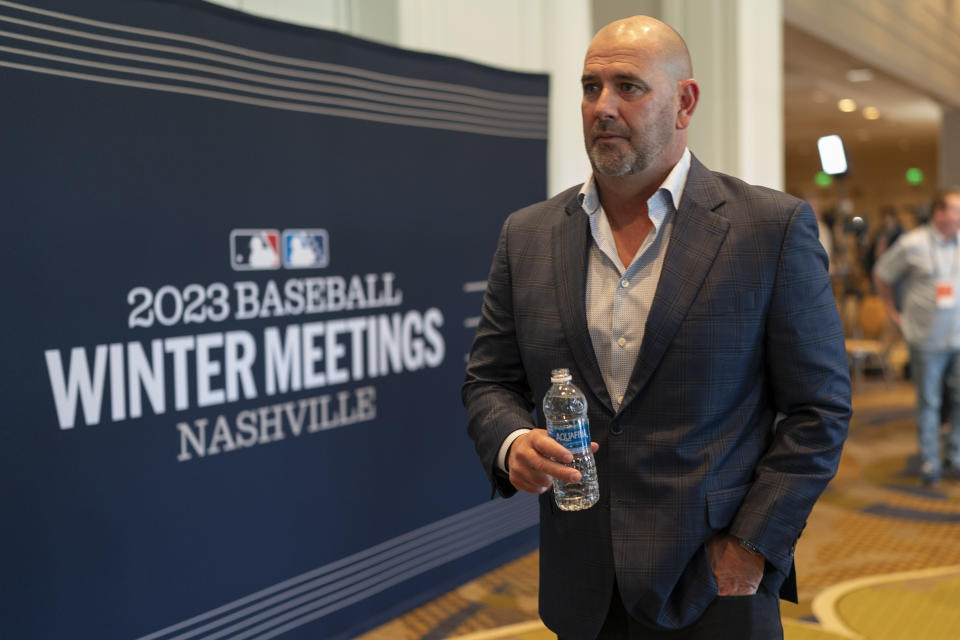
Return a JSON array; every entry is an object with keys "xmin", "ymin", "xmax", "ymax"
[
  {"xmin": 818, "ymin": 135, "xmax": 848, "ymax": 175},
  {"xmin": 846, "ymin": 68, "xmax": 874, "ymax": 82},
  {"xmin": 812, "ymin": 90, "xmax": 828, "ymax": 104},
  {"xmin": 838, "ymin": 98, "xmax": 857, "ymax": 113},
  {"xmin": 863, "ymin": 106, "xmax": 880, "ymax": 120}
]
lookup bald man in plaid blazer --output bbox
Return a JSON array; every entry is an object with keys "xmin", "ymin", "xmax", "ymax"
[{"xmin": 463, "ymin": 15, "xmax": 850, "ymax": 640}]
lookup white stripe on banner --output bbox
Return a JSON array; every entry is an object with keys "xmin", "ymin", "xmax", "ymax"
[
  {"xmin": 0, "ymin": 16, "xmax": 545, "ymax": 118},
  {"xmin": 462, "ymin": 281, "xmax": 488, "ymax": 293},
  {"xmin": 0, "ymin": 0, "xmax": 546, "ymax": 106},
  {"xmin": 0, "ymin": 43, "xmax": 542, "ymax": 131},
  {"xmin": 0, "ymin": 29, "xmax": 545, "ymax": 121},
  {"xmin": 135, "ymin": 495, "xmax": 539, "ymax": 640},
  {"xmin": 0, "ymin": 58, "xmax": 545, "ymax": 139},
  {"xmin": 0, "ymin": 1, "xmax": 548, "ymax": 139}
]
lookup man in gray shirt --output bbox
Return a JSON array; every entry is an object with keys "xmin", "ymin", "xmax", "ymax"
[{"xmin": 875, "ymin": 187, "xmax": 960, "ymax": 485}]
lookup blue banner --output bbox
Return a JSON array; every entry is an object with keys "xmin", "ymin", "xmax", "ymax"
[{"xmin": 0, "ymin": 1, "xmax": 547, "ymax": 638}]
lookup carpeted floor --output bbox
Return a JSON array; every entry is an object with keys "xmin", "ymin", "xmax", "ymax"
[{"xmin": 359, "ymin": 379, "xmax": 960, "ymax": 639}]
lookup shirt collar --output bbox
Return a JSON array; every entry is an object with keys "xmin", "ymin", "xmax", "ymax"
[
  {"xmin": 931, "ymin": 224, "xmax": 959, "ymax": 244},
  {"xmin": 578, "ymin": 147, "xmax": 692, "ymax": 217}
]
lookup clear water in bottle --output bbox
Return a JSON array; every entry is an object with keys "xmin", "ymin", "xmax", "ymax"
[{"xmin": 543, "ymin": 368, "xmax": 599, "ymax": 511}]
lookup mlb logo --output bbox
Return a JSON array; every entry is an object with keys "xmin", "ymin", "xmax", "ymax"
[
  {"xmin": 230, "ymin": 229, "xmax": 280, "ymax": 270},
  {"xmin": 283, "ymin": 229, "xmax": 329, "ymax": 269}
]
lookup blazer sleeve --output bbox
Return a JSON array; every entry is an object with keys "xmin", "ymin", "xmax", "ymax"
[
  {"xmin": 462, "ymin": 216, "xmax": 537, "ymax": 498},
  {"xmin": 729, "ymin": 201, "xmax": 852, "ymax": 576}
]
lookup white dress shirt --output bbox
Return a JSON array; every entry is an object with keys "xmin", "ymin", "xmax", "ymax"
[{"xmin": 497, "ymin": 149, "xmax": 692, "ymax": 472}]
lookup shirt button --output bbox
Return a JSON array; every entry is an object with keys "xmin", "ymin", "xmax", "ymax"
[
  {"xmin": 617, "ymin": 394, "xmax": 624, "ymax": 404},
  {"xmin": 617, "ymin": 337, "xmax": 627, "ymax": 347},
  {"xmin": 621, "ymin": 279, "xmax": 629, "ymax": 288}
]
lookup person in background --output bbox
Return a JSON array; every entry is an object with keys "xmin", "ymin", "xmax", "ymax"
[
  {"xmin": 463, "ymin": 15, "xmax": 851, "ymax": 640},
  {"xmin": 865, "ymin": 205, "xmax": 904, "ymax": 282},
  {"xmin": 806, "ymin": 193, "xmax": 835, "ymax": 273},
  {"xmin": 874, "ymin": 188, "xmax": 960, "ymax": 485}
]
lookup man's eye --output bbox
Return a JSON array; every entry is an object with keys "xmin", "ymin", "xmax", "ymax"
[
  {"xmin": 620, "ymin": 83, "xmax": 638, "ymax": 92},
  {"xmin": 583, "ymin": 83, "xmax": 599, "ymax": 94}
]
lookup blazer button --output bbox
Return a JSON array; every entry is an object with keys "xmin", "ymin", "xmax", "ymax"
[{"xmin": 610, "ymin": 422, "xmax": 623, "ymax": 435}]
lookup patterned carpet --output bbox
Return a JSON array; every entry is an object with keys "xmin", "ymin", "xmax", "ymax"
[{"xmin": 359, "ymin": 380, "xmax": 960, "ymax": 639}]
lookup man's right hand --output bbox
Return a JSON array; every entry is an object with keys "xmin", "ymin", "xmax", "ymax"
[
  {"xmin": 873, "ymin": 274, "xmax": 902, "ymax": 330},
  {"xmin": 506, "ymin": 429, "xmax": 599, "ymax": 494}
]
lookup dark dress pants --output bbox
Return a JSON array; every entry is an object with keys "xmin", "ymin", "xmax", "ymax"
[{"xmin": 562, "ymin": 583, "xmax": 783, "ymax": 640}]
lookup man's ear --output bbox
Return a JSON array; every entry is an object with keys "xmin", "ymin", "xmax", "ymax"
[{"xmin": 676, "ymin": 79, "xmax": 699, "ymax": 130}]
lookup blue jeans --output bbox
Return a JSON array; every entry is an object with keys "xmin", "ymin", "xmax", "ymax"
[{"xmin": 909, "ymin": 347, "xmax": 960, "ymax": 479}]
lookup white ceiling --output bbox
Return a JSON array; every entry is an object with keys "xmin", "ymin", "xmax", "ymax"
[{"xmin": 783, "ymin": 23, "xmax": 941, "ymax": 156}]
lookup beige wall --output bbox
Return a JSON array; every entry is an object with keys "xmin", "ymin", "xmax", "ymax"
[{"xmin": 787, "ymin": 140, "xmax": 939, "ymax": 222}]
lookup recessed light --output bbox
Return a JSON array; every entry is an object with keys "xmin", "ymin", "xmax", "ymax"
[
  {"xmin": 863, "ymin": 106, "xmax": 880, "ymax": 120},
  {"xmin": 846, "ymin": 68, "xmax": 874, "ymax": 83},
  {"xmin": 838, "ymin": 98, "xmax": 857, "ymax": 113}
]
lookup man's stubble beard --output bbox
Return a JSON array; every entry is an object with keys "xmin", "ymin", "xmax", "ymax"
[
  {"xmin": 589, "ymin": 138, "xmax": 650, "ymax": 177},
  {"xmin": 587, "ymin": 106, "xmax": 674, "ymax": 177}
]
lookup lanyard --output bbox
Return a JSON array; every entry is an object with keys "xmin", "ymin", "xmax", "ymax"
[{"xmin": 929, "ymin": 227, "xmax": 960, "ymax": 280}]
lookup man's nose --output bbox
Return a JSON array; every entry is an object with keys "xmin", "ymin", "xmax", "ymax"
[{"xmin": 593, "ymin": 86, "xmax": 618, "ymax": 120}]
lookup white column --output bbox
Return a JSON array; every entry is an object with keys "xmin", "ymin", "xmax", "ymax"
[
  {"xmin": 541, "ymin": 2, "xmax": 594, "ymax": 195},
  {"xmin": 664, "ymin": 0, "xmax": 784, "ymax": 189},
  {"xmin": 941, "ymin": 108, "xmax": 960, "ymax": 189},
  {"xmin": 205, "ymin": 0, "xmax": 397, "ymax": 41},
  {"xmin": 206, "ymin": 0, "xmax": 346, "ymax": 30}
]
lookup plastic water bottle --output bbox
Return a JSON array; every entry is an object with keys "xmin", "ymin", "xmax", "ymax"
[{"xmin": 543, "ymin": 368, "xmax": 599, "ymax": 511}]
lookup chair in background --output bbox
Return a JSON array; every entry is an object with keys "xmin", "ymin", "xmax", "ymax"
[{"xmin": 845, "ymin": 294, "xmax": 894, "ymax": 388}]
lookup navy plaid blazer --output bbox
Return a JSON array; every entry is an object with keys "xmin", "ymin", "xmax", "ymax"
[{"xmin": 462, "ymin": 155, "xmax": 851, "ymax": 637}]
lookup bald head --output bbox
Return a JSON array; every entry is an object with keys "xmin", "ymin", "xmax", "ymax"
[
  {"xmin": 588, "ymin": 15, "xmax": 692, "ymax": 83},
  {"xmin": 580, "ymin": 14, "xmax": 699, "ymax": 186}
]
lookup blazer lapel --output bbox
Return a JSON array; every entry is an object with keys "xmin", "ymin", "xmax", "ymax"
[
  {"xmin": 619, "ymin": 157, "xmax": 730, "ymax": 411},
  {"xmin": 554, "ymin": 193, "xmax": 614, "ymax": 414}
]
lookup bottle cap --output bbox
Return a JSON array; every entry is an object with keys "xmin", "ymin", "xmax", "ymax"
[{"xmin": 550, "ymin": 368, "xmax": 572, "ymax": 383}]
